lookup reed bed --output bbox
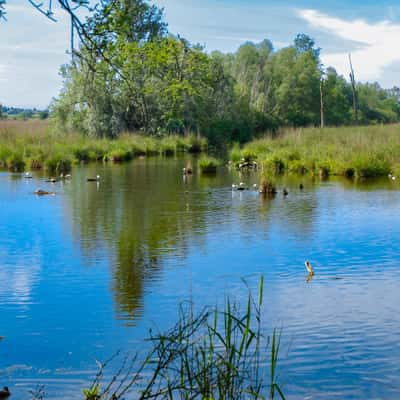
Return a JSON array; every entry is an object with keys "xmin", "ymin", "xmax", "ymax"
[
  {"xmin": 231, "ymin": 124, "xmax": 400, "ymax": 178},
  {"xmin": 0, "ymin": 120, "xmax": 207, "ymax": 174}
]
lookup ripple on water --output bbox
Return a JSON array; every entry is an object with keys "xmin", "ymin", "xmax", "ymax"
[{"xmin": 1, "ymin": 163, "xmax": 400, "ymax": 399}]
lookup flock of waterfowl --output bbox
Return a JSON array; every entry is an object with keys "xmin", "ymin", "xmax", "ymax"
[{"xmin": 22, "ymin": 171, "xmax": 101, "ymax": 196}]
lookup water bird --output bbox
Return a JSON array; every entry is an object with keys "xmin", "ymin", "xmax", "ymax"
[
  {"xmin": 87, "ymin": 175, "xmax": 101, "ymax": 182},
  {"xmin": 283, "ymin": 188, "xmax": 289, "ymax": 196},
  {"xmin": 392, "ymin": 176, "xmax": 396, "ymax": 181},
  {"xmin": 24, "ymin": 172, "xmax": 32, "ymax": 179},
  {"xmin": 0, "ymin": 387, "xmax": 10, "ymax": 399},
  {"xmin": 34, "ymin": 189, "xmax": 52, "ymax": 196},
  {"xmin": 232, "ymin": 184, "xmax": 237, "ymax": 189},
  {"xmin": 46, "ymin": 177, "xmax": 58, "ymax": 183},
  {"xmin": 253, "ymin": 183, "xmax": 258, "ymax": 189},
  {"xmin": 237, "ymin": 182, "xmax": 246, "ymax": 191},
  {"xmin": 305, "ymin": 261, "xmax": 314, "ymax": 275},
  {"xmin": 299, "ymin": 183, "xmax": 304, "ymax": 190}
]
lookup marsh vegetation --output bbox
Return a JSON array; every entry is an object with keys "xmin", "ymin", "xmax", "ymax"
[
  {"xmin": 232, "ymin": 124, "xmax": 400, "ymax": 178},
  {"xmin": 0, "ymin": 120, "xmax": 206, "ymax": 174}
]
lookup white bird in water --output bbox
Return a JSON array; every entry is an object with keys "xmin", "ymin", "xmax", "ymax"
[
  {"xmin": 305, "ymin": 261, "xmax": 314, "ymax": 275},
  {"xmin": 24, "ymin": 172, "xmax": 33, "ymax": 179},
  {"xmin": 253, "ymin": 183, "xmax": 258, "ymax": 189},
  {"xmin": 232, "ymin": 184, "xmax": 237, "ymax": 189}
]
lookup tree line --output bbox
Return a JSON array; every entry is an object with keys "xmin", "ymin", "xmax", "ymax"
[{"xmin": 52, "ymin": 0, "xmax": 400, "ymax": 145}]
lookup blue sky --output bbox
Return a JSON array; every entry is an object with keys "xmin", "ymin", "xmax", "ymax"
[{"xmin": 1, "ymin": 0, "xmax": 400, "ymax": 108}]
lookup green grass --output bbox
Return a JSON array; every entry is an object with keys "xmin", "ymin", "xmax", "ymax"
[
  {"xmin": 0, "ymin": 121, "xmax": 208, "ymax": 174},
  {"xmin": 198, "ymin": 155, "xmax": 219, "ymax": 174},
  {"xmin": 232, "ymin": 124, "xmax": 400, "ymax": 178}
]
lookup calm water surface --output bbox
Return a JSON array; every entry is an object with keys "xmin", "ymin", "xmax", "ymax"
[{"xmin": 1, "ymin": 157, "xmax": 400, "ymax": 399}]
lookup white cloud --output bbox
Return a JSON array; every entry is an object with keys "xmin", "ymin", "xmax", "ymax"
[{"xmin": 298, "ymin": 9, "xmax": 400, "ymax": 84}]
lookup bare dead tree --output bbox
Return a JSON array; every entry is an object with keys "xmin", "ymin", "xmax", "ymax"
[{"xmin": 349, "ymin": 53, "xmax": 358, "ymax": 124}]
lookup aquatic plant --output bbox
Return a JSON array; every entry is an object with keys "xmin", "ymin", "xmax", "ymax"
[
  {"xmin": 44, "ymin": 153, "xmax": 72, "ymax": 174},
  {"xmin": 198, "ymin": 156, "xmax": 219, "ymax": 174},
  {"xmin": 259, "ymin": 175, "xmax": 277, "ymax": 195},
  {"xmin": 78, "ymin": 277, "xmax": 286, "ymax": 400}
]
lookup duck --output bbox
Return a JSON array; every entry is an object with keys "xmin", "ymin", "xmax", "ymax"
[
  {"xmin": 253, "ymin": 183, "xmax": 258, "ymax": 189},
  {"xmin": 87, "ymin": 175, "xmax": 101, "ymax": 182},
  {"xmin": 0, "ymin": 387, "xmax": 10, "ymax": 399},
  {"xmin": 183, "ymin": 166, "xmax": 193, "ymax": 175},
  {"xmin": 46, "ymin": 177, "xmax": 58, "ymax": 183},
  {"xmin": 237, "ymin": 182, "xmax": 246, "ymax": 191},
  {"xmin": 283, "ymin": 188, "xmax": 289, "ymax": 196},
  {"xmin": 305, "ymin": 261, "xmax": 314, "ymax": 275},
  {"xmin": 24, "ymin": 172, "xmax": 33, "ymax": 179},
  {"xmin": 34, "ymin": 189, "xmax": 52, "ymax": 196},
  {"xmin": 231, "ymin": 184, "xmax": 237, "ymax": 189},
  {"xmin": 299, "ymin": 183, "xmax": 304, "ymax": 190}
]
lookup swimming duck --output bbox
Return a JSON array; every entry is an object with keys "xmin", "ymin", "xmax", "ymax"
[
  {"xmin": 34, "ymin": 189, "xmax": 52, "ymax": 196},
  {"xmin": 299, "ymin": 183, "xmax": 304, "ymax": 190},
  {"xmin": 253, "ymin": 183, "xmax": 258, "ymax": 189},
  {"xmin": 87, "ymin": 175, "xmax": 101, "ymax": 182},
  {"xmin": 24, "ymin": 172, "xmax": 32, "ymax": 179},
  {"xmin": 46, "ymin": 178, "xmax": 58, "ymax": 183},
  {"xmin": 283, "ymin": 188, "xmax": 289, "ymax": 196},
  {"xmin": 0, "ymin": 387, "xmax": 10, "ymax": 399},
  {"xmin": 237, "ymin": 182, "xmax": 246, "ymax": 191},
  {"xmin": 305, "ymin": 261, "xmax": 314, "ymax": 275}
]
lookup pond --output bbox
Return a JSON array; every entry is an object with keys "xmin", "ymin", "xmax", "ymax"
[{"xmin": 1, "ymin": 156, "xmax": 400, "ymax": 399}]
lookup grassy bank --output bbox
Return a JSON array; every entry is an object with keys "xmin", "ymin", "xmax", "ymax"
[
  {"xmin": 231, "ymin": 124, "xmax": 400, "ymax": 178},
  {"xmin": 0, "ymin": 120, "xmax": 207, "ymax": 174}
]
